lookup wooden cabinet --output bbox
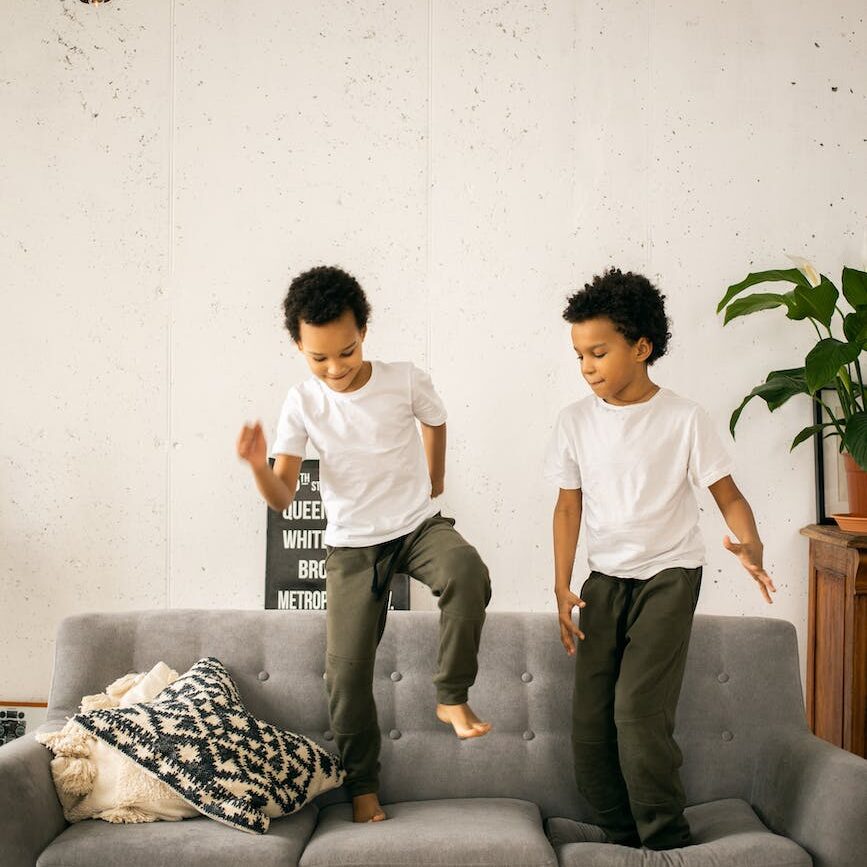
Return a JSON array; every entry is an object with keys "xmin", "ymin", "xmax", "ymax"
[{"xmin": 801, "ymin": 524, "xmax": 867, "ymax": 758}]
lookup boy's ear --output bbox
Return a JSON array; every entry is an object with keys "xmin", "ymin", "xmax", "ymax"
[
  {"xmin": 294, "ymin": 340, "xmax": 304, "ymax": 353},
  {"xmin": 635, "ymin": 337, "xmax": 652, "ymax": 362},
  {"xmin": 360, "ymin": 325, "xmax": 367, "ymax": 341}
]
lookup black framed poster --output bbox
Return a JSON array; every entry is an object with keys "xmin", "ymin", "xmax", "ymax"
[{"xmin": 265, "ymin": 459, "xmax": 410, "ymax": 610}]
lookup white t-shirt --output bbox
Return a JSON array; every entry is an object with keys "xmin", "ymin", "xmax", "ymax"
[
  {"xmin": 270, "ymin": 360, "xmax": 447, "ymax": 547},
  {"xmin": 544, "ymin": 387, "xmax": 733, "ymax": 580}
]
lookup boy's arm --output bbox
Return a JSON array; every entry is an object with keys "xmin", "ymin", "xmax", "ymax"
[
  {"xmin": 553, "ymin": 488, "xmax": 586, "ymax": 655},
  {"xmin": 421, "ymin": 422, "xmax": 446, "ymax": 498},
  {"xmin": 708, "ymin": 474, "xmax": 777, "ymax": 604},
  {"xmin": 255, "ymin": 454, "xmax": 302, "ymax": 512},
  {"xmin": 237, "ymin": 421, "xmax": 301, "ymax": 512}
]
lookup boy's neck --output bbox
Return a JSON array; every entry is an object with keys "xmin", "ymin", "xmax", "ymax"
[
  {"xmin": 342, "ymin": 360, "xmax": 373, "ymax": 393},
  {"xmin": 601, "ymin": 375, "xmax": 660, "ymax": 407}
]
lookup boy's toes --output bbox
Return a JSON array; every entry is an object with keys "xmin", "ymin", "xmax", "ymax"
[
  {"xmin": 471, "ymin": 721, "xmax": 492, "ymax": 736},
  {"xmin": 455, "ymin": 720, "xmax": 491, "ymax": 739},
  {"xmin": 436, "ymin": 703, "xmax": 492, "ymax": 739}
]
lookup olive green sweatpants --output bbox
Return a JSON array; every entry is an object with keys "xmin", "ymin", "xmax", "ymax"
[
  {"xmin": 324, "ymin": 513, "xmax": 492, "ymax": 798},
  {"xmin": 572, "ymin": 566, "xmax": 702, "ymax": 851}
]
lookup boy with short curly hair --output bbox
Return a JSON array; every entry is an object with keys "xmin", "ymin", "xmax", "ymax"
[
  {"xmin": 545, "ymin": 268, "xmax": 776, "ymax": 850},
  {"xmin": 237, "ymin": 265, "xmax": 492, "ymax": 824}
]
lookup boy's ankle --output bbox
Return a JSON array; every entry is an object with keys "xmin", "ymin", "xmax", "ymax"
[{"xmin": 436, "ymin": 695, "xmax": 469, "ymax": 706}]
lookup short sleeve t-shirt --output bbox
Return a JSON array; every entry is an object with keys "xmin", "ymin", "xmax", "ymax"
[
  {"xmin": 270, "ymin": 360, "xmax": 447, "ymax": 547},
  {"xmin": 544, "ymin": 387, "xmax": 733, "ymax": 579}
]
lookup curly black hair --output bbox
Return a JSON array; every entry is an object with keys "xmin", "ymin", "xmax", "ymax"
[
  {"xmin": 562, "ymin": 268, "xmax": 671, "ymax": 365},
  {"xmin": 282, "ymin": 266, "xmax": 372, "ymax": 342}
]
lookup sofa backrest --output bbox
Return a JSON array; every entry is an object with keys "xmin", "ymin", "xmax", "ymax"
[{"xmin": 46, "ymin": 610, "xmax": 807, "ymax": 820}]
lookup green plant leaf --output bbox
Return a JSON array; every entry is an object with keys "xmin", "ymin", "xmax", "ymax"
[
  {"xmin": 765, "ymin": 368, "xmax": 808, "ymax": 409},
  {"xmin": 717, "ymin": 269, "xmax": 810, "ymax": 314},
  {"xmin": 781, "ymin": 288, "xmax": 811, "ymax": 321},
  {"xmin": 842, "ymin": 267, "xmax": 867, "ymax": 309},
  {"xmin": 805, "ymin": 338, "xmax": 862, "ymax": 393},
  {"xmin": 843, "ymin": 411, "xmax": 867, "ymax": 470},
  {"xmin": 843, "ymin": 310, "xmax": 867, "ymax": 345},
  {"xmin": 723, "ymin": 292, "xmax": 800, "ymax": 324},
  {"xmin": 729, "ymin": 368, "xmax": 809, "ymax": 436},
  {"xmin": 792, "ymin": 275, "xmax": 838, "ymax": 328},
  {"xmin": 790, "ymin": 422, "xmax": 838, "ymax": 451}
]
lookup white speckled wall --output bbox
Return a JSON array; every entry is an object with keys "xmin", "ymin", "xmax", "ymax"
[
  {"xmin": 2, "ymin": 2, "xmax": 172, "ymax": 698},
  {"xmin": 2, "ymin": 1, "xmax": 866, "ymax": 701}
]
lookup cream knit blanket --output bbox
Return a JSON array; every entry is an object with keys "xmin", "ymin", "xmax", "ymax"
[{"xmin": 37, "ymin": 662, "xmax": 199, "ymax": 824}]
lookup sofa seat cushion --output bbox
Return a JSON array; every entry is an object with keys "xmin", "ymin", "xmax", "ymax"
[
  {"xmin": 300, "ymin": 797, "xmax": 558, "ymax": 867},
  {"xmin": 36, "ymin": 805, "xmax": 317, "ymax": 867},
  {"xmin": 546, "ymin": 799, "xmax": 811, "ymax": 866}
]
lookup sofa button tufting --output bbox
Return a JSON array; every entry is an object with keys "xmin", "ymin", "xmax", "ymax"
[
  {"xmin": 522, "ymin": 730, "xmax": 535, "ymax": 741},
  {"xmin": 322, "ymin": 672, "xmax": 327, "ymax": 680},
  {"xmin": 389, "ymin": 729, "xmax": 401, "ymax": 740},
  {"xmin": 721, "ymin": 730, "xmax": 734, "ymax": 742},
  {"xmin": 258, "ymin": 671, "xmax": 269, "ymax": 682},
  {"xmin": 717, "ymin": 673, "xmax": 729, "ymax": 683},
  {"xmin": 323, "ymin": 730, "xmax": 334, "ymax": 741},
  {"xmin": 390, "ymin": 671, "xmax": 402, "ymax": 682},
  {"xmin": 521, "ymin": 672, "xmax": 533, "ymax": 683}
]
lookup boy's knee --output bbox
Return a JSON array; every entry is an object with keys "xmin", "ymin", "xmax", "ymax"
[
  {"xmin": 614, "ymin": 693, "xmax": 655, "ymax": 726},
  {"xmin": 325, "ymin": 654, "xmax": 374, "ymax": 697},
  {"xmin": 326, "ymin": 657, "xmax": 377, "ymax": 730},
  {"xmin": 441, "ymin": 548, "xmax": 490, "ymax": 608}
]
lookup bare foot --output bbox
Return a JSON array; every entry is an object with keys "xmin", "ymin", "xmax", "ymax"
[
  {"xmin": 352, "ymin": 793, "xmax": 387, "ymax": 823},
  {"xmin": 436, "ymin": 702, "xmax": 492, "ymax": 739}
]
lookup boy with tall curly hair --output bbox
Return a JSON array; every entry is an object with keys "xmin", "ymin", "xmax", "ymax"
[
  {"xmin": 237, "ymin": 265, "xmax": 492, "ymax": 824},
  {"xmin": 544, "ymin": 268, "xmax": 776, "ymax": 850}
]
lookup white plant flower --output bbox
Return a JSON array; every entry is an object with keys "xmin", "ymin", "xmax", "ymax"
[{"xmin": 786, "ymin": 254, "xmax": 821, "ymax": 288}]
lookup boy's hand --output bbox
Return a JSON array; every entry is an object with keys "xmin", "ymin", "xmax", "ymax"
[
  {"xmin": 236, "ymin": 421, "xmax": 267, "ymax": 470},
  {"xmin": 555, "ymin": 588, "xmax": 586, "ymax": 656},
  {"xmin": 430, "ymin": 477, "xmax": 444, "ymax": 498},
  {"xmin": 723, "ymin": 535, "xmax": 777, "ymax": 604}
]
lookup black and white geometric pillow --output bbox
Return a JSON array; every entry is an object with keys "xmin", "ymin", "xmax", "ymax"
[{"xmin": 72, "ymin": 657, "xmax": 344, "ymax": 833}]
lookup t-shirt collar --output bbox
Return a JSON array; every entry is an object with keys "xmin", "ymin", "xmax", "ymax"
[
  {"xmin": 593, "ymin": 385, "xmax": 666, "ymax": 412},
  {"xmin": 315, "ymin": 360, "xmax": 377, "ymax": 400}
]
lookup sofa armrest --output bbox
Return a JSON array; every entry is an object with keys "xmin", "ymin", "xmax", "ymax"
[
  {"xmin": 0, "ymin": 734, "xmax": 67, "ymax": 867},
  {"xmin": 751, "ymin": 727, "xmax": 867, "ymax": 867}
]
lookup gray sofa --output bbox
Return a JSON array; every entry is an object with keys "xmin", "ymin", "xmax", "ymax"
[{"xmin": 2, "ymin": 610, "xmax": 866, "ymax": 867}]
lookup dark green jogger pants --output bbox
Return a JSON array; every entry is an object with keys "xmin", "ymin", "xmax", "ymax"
[
  {"xmin": 572, "ymin": 566, "xmax": 702, "ymax": 850},
  {"xmin": 324, "ymin": 513, "xmax": 492, "ymax": 798}
]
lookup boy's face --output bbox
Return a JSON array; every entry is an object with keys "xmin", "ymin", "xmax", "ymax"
[
  {"xmin": 571, "ymin": 317, "xmax": 652, "ymax": 402},
  {"xmin": 296, "ymin": 309, "xmax": 367, "ymax": 392}
]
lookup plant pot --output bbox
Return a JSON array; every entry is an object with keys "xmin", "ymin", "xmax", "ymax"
[{"xmin": 843, "ymin": 453, "xmax": 867, "ymax": 517}]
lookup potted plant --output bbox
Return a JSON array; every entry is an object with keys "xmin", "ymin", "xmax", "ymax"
[{"xmin": 717, "ymin": 259, "xmax": 867, "ymax": 518}]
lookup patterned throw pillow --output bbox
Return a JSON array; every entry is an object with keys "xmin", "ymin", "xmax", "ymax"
[{"xmin": 71, "ymin": 657, "xmax": 344, "ymax": 833}]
